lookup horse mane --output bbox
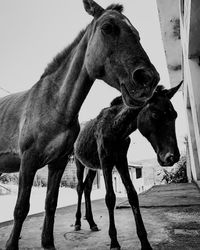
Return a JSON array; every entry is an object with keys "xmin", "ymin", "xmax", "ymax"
[
  {"xmin": 110, "ymin": 96, "xmax": 123, "ymax": 107},
  {"xmin": 40, "ymin": 29, "xmax": 86, "ymax": 79},
  {"xmin": 106, "ymin": 4, "xmax": 124, "ymax": 13},
  {"xmin": 40, "ymin": 5, "xmax": 123, "ymax": 80}
]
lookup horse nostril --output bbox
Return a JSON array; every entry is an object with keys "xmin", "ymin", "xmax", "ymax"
[
  {"xmin": 165, "ymin": 153, "xmax": 174, "ymax": 164},
  {"xmin": 132, "ymin": 68, "xmax": 152, "ymax": 86}
]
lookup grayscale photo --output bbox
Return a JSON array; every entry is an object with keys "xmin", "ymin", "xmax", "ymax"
[{"xmin": 0, "ymin": 0, "xmax": 200, "ymax": 249}]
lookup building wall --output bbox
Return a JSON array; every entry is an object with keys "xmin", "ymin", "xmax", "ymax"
[
  {"xmin": 156, "ymin": 0, "xmax": 200, "ymax": 186},
  {"xmin": 180, "ymin": 0, "xmax": 200, "ymax": 185},
  {"xmin": 112, "ymin": 167, "xmax": 144, "ymax": 194},
  {"xmin": 156, "ymin": 0, "xmax": 182, "ymax": 86}
]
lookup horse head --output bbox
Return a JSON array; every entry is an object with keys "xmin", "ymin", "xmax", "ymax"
[
  {"xmin": 137, "ymin": 81, "xmax": 183, "ymax": 166},
  {"xmin": 83, "ymin": 0, "xmax": 160, "ymax": 108}
]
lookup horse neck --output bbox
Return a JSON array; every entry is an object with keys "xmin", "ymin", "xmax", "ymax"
[
  {"xmin": 113, "ymin": 105, "xmax": 141, "ymax": 139},
  {"xmin": 54, "ymin": 32, "xmax": 94, "ymax": 124}
]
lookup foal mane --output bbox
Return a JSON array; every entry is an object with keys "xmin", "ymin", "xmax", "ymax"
[{"xmin": 40, "ymin": 29, "xmax": 86, "ymax": 79}]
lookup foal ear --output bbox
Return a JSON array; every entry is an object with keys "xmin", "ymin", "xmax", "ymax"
[
  {"xmin": 165, "ymin": 80, "xmax": 183, "ymax": 99},
  {"xmin": 83, "ymin": 0, "xmax": 104, "ymax": 18}
]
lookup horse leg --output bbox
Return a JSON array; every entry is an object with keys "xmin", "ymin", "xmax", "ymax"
[
  {"xmin": 41, "ymin": 159, "xmax": 66, "ymax": 250},
  {"xmin": 6, "ymin": 150, "xmax": 38, "ymax": 250},
  {"xmin": 74, "ymin": 157, "xmax": 85, "ymax": 231},
  {"xmin": 84, "ymin": 169, "xmax": 98, "ymax": 231},
  {"xmin": 116, "ymin": 157, "xmax": 152, "ymax": 250},
  {"xmin": 99, "ymin": 152, "xmax": 120, "ymax": 250}
]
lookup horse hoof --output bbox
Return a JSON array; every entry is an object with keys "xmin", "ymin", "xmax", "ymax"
[
  {"xmin": 5, "ymin": 247, "xmax": 18, "ymax": 250},
  {"xmin": 110, "ymin": 242, "xmax": 121, "ymax": 250},
  {"xmin": 141, "ymin": 247, "xmax": 153, "ymax": 250},
  {"xmin": 5, "ymin": 244, "xmax": 19, "ymax": 250},
  {"xmin": 43, "ymin": 245, "xmax": 56, "ymax": 250},
  {"xmin": 42, "ymin": 242, "xmax": 56, "ymax": 250},
  {"xmin": 141, "ymin": 242, "xmax": 153, "ymax": 250},
  {"xmin": 74, "ymin": 225, "xmax": 81, "ymax": 231},
  {"xmin": 5, "ymin": 240, "xmax": 19, "ymax": 250},
  {"xmin": 91, "ymin": 225, "xmax": 99, "ymax": 232}
]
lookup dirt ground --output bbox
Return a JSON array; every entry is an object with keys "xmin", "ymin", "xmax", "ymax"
[{"xmin": 0, "ymin": 183, "xmax": 200, "ymax": 250}]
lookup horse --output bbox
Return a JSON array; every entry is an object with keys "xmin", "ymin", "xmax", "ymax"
[
  {"xmin": 0, "ymin": 1, "xmax": 160, "ymax": 249},
  {"xmin": 74, "ymin": 81, "xmax": 182, "ymax": 250}
]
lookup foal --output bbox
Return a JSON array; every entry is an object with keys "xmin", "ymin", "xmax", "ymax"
[{"xmin": 74, "ymin": 82, "xmax": 182, "ymax": 250}]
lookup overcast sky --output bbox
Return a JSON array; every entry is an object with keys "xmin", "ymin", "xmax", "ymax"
[{"xmin": 0, "ymin": 0, "xmax": 187, "ymax": 161}]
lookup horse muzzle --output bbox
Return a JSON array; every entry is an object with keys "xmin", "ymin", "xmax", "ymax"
[
  {"xmin": 120, "ymin": 68, "xmax": 160, "ymax": 108},
  {"xmin": 157, "ymin": 152, "xmax": 180, "ymax": 167},
  {"xmin": 121, "ymin": 84, "xmax": 146, "ymax": 108}
]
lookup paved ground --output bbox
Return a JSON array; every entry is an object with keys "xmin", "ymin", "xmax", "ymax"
[
  {"xmin": 0, "ymin": 186, "xmax": 107, "ymax": 223},
  {"xmin": 0, "ymin": 183, "xmax": 200, "ymax": 249}
]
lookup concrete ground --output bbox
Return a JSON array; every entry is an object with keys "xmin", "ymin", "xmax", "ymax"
[{"xmin": 0, "ymin": 183, "xmax": 200, "ymax": 250}]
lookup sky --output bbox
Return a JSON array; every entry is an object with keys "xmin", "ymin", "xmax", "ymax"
[{"xmin": 0, "ymin": 0, "xmax": 187, "ymax": 161}]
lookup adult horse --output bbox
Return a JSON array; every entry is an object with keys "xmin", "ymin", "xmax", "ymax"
[
  {"xmin": 74, "ymin": 82, "xmax": 182, "ymax": 250},
  {"xmin": 0, "ymin": 1, "xmax": 159, "ymax": 249}
]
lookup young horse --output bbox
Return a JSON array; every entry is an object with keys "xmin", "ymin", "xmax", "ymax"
[
  {"xmin": 74, "ymin": 82, "xmax": 182, "ymax": 250},
  {"xmin": 0, "ymin": 1, "xmax": 160, "ymax": 249}
]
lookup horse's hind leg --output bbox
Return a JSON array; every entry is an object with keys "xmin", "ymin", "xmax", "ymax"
[
  {"xmin": 74, "ymin": 157, "xmax": 85, "ymax": 231},
  {"xmin": 116, "ymin": 157, "xmax": 152, "ymax": 250},
  {"xmin": 6, "ymin": 150, "xmax": 38, "ymax": 250},
  {"xmin": 41, "ymin": 159, "xmax": 66, "ymax": 250},
  {"xmin": 84, "ymin": 169, "xmax": 98, "ymax": 231}
]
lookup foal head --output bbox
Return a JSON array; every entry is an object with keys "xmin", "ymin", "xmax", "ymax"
[
  {"xmin": 137, "ymin": 81, "xmax": 182, "ymax": 166},
  {"xmin": 83, "ymin": 0, "xmax": 160, "ymax": 108}
]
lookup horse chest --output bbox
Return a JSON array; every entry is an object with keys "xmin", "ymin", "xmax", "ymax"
[
  {"xmin": 43, "ymin": 129, "xmax": 77, "ymax": 162},
  {"xmin": 46, "ymin": 132, "xmax": 68, "ymax": 153}
]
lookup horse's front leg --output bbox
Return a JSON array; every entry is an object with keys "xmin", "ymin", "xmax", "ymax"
[
  {"xmin": 99, "ymin": 151, "xmax": 120, "ymax": 250},
  {"xmin": 116, "ymin": 156, "xmax": 152, "ymax": 250},
  {"xmin": 41, "ymin": 159, "xmax": 66, "ymax": 250},
  {"xmin": 6, "ymin": 150, "xmax": 38, "ymax": 250}
]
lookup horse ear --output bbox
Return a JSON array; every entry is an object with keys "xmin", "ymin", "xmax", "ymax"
[
  {"xmin": 165, "ymin": 80, "xmax": 183, "ymax": 99},
  {"xmin": 83, "ymin": 0, "xmax": 104, "ymax": 18}
]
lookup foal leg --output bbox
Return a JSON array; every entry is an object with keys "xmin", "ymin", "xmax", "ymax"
[
  {"xmin": 74, "ymin": 158, "xmax": 85, "ymax": 231},
  {"xmin": 99, "ymin": 153, "xmax": 120, "ymax": 250},
  {"xmin": 84, "ymin": 169, "xmax": 98, "ymax": 231},
  {"xmin": 6, "ymin": 150, "xmax": 38, "ymax": 250},
  {"xmin": 116, "ymin": 157, "xmax": 152, "ymax": 250},
  {"xmin": 41, "ymin": 159, "xmax": 66, "ymax": 250}
]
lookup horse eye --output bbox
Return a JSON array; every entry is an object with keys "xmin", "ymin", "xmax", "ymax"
[
  {"xmin": 152, "ymin": 112, "xmax": 159, "ymax": 120},
  {"xmin": 101, "ymin": 23, "xmax": 113, "ymax": 35}
]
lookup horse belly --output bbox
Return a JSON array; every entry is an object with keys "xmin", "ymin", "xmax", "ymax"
[
  {"xmin": 78, "ymin": 149, "xmax": 101, "ymax": 170},
  {"xmin": 75, "ymin": 137, "xmax": 101, "ymax": 170},
  {"xmin": 0, "ymin": 152, "xmax": 20, "ymax": 173}
]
